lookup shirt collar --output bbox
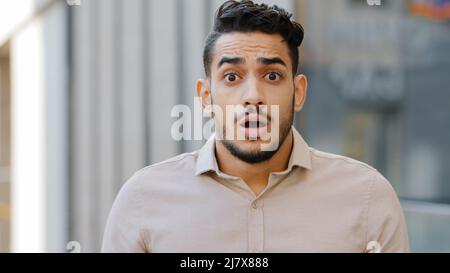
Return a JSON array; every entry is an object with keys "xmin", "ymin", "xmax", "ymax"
[
  {"xmin": 195, "ymin": 126, "xmax": 312, "ymax": 176},
  {"xmin": 195, "ymin": 132, "xmax": 220, "ymax": 176},
  {"xmin": 288, "ymin": 126, "xmax": 312, "ymax": 171}
]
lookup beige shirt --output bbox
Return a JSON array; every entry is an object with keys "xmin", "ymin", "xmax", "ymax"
[{"xmin": 102, "ymin": 127, "xmax": 410, "ymax": 253}]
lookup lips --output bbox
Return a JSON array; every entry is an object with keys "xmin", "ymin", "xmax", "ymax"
[{"xmin": 238, "ymin": 113, "xmax": 269, "ymax": 139}]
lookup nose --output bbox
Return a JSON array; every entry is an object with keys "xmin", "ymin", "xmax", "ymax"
[{"xmin": 241, "ymin": 77, "xmax": 266, "ymax": 107}]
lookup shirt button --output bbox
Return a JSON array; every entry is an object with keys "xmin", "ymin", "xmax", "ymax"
[{"xmin": 252, "ymin": 202, "xmax": 259, "ymax": 209}]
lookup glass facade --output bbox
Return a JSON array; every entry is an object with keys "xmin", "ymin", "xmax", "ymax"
[{"xmin": 299, "ymin": 0, "xmax": 450, "ymax": 252}]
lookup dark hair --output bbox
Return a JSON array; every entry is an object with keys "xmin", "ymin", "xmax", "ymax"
[{"xmin": 203, "ymin": 0, "xmax": 304, "ymax": 77}]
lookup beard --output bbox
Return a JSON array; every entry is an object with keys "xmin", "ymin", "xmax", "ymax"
[{"xmin": 219, "ymin": 99, "xmax": 295, "ymax": 164}]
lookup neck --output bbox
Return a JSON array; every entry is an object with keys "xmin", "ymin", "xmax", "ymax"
[{"xmin": 215, "ymin": 129, "xmax": 294, "ymax": 195}]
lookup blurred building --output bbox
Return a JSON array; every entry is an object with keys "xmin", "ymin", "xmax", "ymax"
[
  {"xmin": 0, "ymin": 0, "xmax": 449, "ymax": 252},
  {"xmin": 299, "ymin": 0, "xmax": 450, "ymax": 252}
]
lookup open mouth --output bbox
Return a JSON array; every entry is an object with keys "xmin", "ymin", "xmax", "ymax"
[
  {"xmin": 239, "ymin": 114, "xmax": 268, "ymax": 129},
  {"xmin": 243, "ymin": 120, "xmax": 267, "ymax": 128},
  {"xmin": 237, "ymin": 113, "xmax": 269, "ymax": 140}
]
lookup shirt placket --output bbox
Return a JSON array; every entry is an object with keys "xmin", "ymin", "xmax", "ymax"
[{"xmin": 248, "ymin": 198, "xmax": 264, "ymax": 253}]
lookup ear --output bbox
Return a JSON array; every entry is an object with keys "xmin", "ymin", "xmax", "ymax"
[
  {"xmin": 293, "ymin": 74, "xmax": 308, "ymax": 112},
  {"xmin": 196, "ymin": 78, "xmax": 211, "ymax": 109}
]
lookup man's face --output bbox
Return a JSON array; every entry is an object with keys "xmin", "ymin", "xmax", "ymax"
[{"xmin": 197, "ymin": 32, "xmax": 307, "ymax": 163}]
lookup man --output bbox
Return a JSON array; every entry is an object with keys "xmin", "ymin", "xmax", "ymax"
[{"xmin": 102, "ymin": 0, "xmax": 409, "ymax": 253}]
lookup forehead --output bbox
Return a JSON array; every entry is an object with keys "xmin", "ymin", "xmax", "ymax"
[{"xmin": 212, "ymin": 32, "xmax": 291, "ymax": 66}]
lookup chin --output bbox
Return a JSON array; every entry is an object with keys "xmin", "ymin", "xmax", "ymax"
[
  {"xmin": 221, "ymin": 139, "xmax": 280, "ymax": 164},
  {"xmin": 234, "ymin": 139, "xmax": 269, "ymax": 151}
]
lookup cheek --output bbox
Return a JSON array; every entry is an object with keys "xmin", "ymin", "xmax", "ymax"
[
  {"xmin": 211, "ymin": 87, "xmax": 241, "ymax": 106},
  {"xmin": 267, "ymin": 91, "xmax": 294, "ymax": 110}
]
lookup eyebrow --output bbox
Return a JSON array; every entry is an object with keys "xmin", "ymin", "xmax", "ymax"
[
  {"xmin": 256, "ymin": 57, "xmax": 287, "ymax": 67},
  {"xmin": 217, "ymin": 56, "xmax": 245, "ymax": 69},
  {"xmin": 217, "ymin": 56, "xmax": 287, "ymax": 69}
]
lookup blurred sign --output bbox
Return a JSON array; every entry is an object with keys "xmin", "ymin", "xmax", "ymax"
[
  {"xmin": 325, "ymin": 15, "xmax": 404, "ymax": 109},
  {"xmin": 367, "ymin": 0, "xmax": 382, "ymax": 6},
  {"xmin": 329, "ymin": 63, "xmax": 404, "ymax": 109},
  {"xmin": 327, "ymin": 15, "xmax": 399, "ymax": 50},
  {"xmin": 409, "ymin": 0, "xmax": 450, "ymax": 22},
  {"xmin": 66, "ymin": 0, "xmax": 81, "ymax": 6}
]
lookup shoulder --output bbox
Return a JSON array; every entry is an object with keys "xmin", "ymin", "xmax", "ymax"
[
  {"xmin": 116, "ymin": 151, "xmax": 200, "ymax": 198},
  {"xmin": 134, "ymin": 151, "xmax": 199, "ymax": 178},
  {"xmin": 309, "ymin": 147, "xmax": 377, "ymax": 173},
  {"xmin": 308, "ymin": 147, "xmax": 396, "ymax": 197}
]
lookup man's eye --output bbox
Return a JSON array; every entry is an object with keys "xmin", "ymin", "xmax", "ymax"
[
  {"xmin": 265, "ymin": 72, "xmax": 280, "ymax": 81},
  {"xmin": 225, "ymin": 73, "xmax": 239, "ymax": 82}
]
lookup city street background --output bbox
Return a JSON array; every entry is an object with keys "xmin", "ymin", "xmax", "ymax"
[{"xmin": 0, "ymin": 0, "xmax": 450, "ymax": 252}]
